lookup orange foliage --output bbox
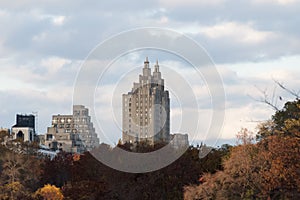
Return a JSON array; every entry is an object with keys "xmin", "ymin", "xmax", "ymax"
[
  {"xmin": 35, "ymin": 184, "xmax": 64, "ymax": 200},
  {"xmin": 73, "ymin": 154, "xmax": 81, "ymax": 162}
]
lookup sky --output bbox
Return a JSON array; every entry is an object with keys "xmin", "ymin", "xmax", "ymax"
[{"xmin": 0, "ymin": 0, "xmax": 300, "ymax": 146}]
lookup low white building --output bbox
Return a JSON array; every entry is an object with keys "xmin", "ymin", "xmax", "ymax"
[
  {"xmin": 11, "ymin": 127, "xmax": 35, "ymax": 142},
  {"xmin": 11, "ymin": 114, "xmax": 36, "ymax": 142}
]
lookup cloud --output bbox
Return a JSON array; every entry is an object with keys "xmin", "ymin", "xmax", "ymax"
[
  {"xmin": 252, "ymin": 0, "xmax": 299, "ymax": 5},
  {"xmin": 0, "ymin": 55, "xmax": 80, "ymax": 91},
  {"xmin": 41, "ymin": 56, "xmax": 72, "ymax": 74},
  {"xmin": 197, "ymin": 22, "xmax": 276, "ymax": 44},
  {"xmin": 51, "ymin": 15, "xmax": 66, "ymax": 26},
  {"xmin": 0, "ymin": 0, "xmax": 300, "ymax": 147},
  {"xmin": 159, "ymin": 0, "xmax": 226, "ymax": 7}
]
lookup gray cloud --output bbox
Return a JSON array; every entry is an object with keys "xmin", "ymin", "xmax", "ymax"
[
  {"xmin": 0, "ymin": 0, "xmax": 300, "ymax": 145},
  {"xmin": 1, "ymin": 0, "xmax": 300, "ymax": 63}
]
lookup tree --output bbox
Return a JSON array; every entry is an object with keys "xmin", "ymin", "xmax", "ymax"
[
  {"xmin": 273, "ymin": 99, "xmax": 300, "ymax": 136},
  {"xmin": 40, "ymin": 152, "xmax": 73, "ymax": 187},
  {"xmin": 34, "ymin": 184, "xmax": 64, "ymax": 200},
  {"xmin": 1, "ymin": 152, "xmax": 24, "ymax": 184},
  {"xmin": 184, "ymin": 99, "xmax": 300, "ymax": 199},
  {"xmin": 257, "ymin": 135, "xmax": 300, "ymax": 199},
  {"xmin": 0, "ymin": 181, "xmax": 26, "ymax": 200}
]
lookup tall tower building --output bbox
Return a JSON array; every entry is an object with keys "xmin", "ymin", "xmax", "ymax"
[{"xmin": 122, "ymin": 57, "xmax": 170, "ymax": 144}]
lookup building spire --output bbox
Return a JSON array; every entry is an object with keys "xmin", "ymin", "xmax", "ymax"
[
  {"xmin": 144, "ymin": 57, "xmax": 149, "ymax": 68},
  {"xmin": 144, "ymin": 57, "xmax": 149, "ymax": 64},
  {"xmin": 154, "ymin": 59, "xmax": 159, "ymax": 72}
]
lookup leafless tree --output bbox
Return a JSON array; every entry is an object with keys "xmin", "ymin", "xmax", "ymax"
[{"xmin": 252, "ymin": 79, "xmax": 299, "ymax": 111}]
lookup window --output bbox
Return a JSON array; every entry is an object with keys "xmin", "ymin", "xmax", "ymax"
[{"xmin": 47, "ymin": 134, "xmax": 53, "ymax": 140}]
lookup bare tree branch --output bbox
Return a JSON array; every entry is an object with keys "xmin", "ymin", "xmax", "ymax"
[
  {"xmin": 250, "ymin": 85, "xmax": 280, "ymax": 111},
  {"xmin": 273, "ymin": 79, "xmax": 300, "ymax": 99}
]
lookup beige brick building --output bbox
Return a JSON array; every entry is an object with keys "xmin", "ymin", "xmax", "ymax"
[
  {"xmin": 122, "ymin": 58, "xmax": 170, "ymax": 144},
  {"xmin": 44, "ymin": 105, "xmax": 99, "ymax": 152}
]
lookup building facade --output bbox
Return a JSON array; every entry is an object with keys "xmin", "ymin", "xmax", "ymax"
[
  {"xmin": 44, "ymin": 114, "xmax": 84, "ymax": 153},
  {"xmin": 72, "ymin": 105, "xmax": 99, "ymax": 151},
  {"xmin": 11, "ymin": 114, "xmax": 35, "ymax": 142},
  {"xmin": 44, "ymin": 105, "xmax": 99, "ymax": 153},
  {"xmin": 169, "ymin": 133, "xmax": 189, "ymax": 149},
  {"xmin": 122, "ymin": 58, "xmax": 170, "ymax": 144}
]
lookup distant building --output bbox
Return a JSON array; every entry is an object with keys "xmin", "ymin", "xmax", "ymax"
[
  {"xmin": 11, "ymin": 114, "xmax": 35, "ymax": 142},
  {"xmin": 122, "ymin": 58, "xmax": 170, "ymax": 144},
  {"xmin": 43, "ymin": 105, "xmax": 99, "ymax": 153},
  {"xmin": 73, "ymin": 105, "xmax": 100, "ymax": 150},
  {"xmin": 170, "ymin": 133, "xmax": 189, "ymax": 149}
]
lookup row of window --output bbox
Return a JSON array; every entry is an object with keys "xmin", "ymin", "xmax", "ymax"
[
  {"xmin": 52, "ymin": 118, "xmax": 72, "ymax": 124},
  {"xmin": 125, "ymin": 96, "xmax": 153, "ymax": 102},
  {"xmin": 73, "ymin": 110, "xmax": 88, "ymax": 116},
  {"xmin": 52, "ymin": 117, "xmax": 90, "ymax": 124}
]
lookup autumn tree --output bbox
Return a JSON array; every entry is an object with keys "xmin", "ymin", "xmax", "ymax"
[
  {"xmin": 184, "ymin": 99, "xmax": 300, "ymax": 200},
  {"xmin": 34, "ymin": 184, "xmax": 64, "ymax": 200},
  {"xmin": 0, "ymin": 152, "xmax": 27, "ymax": 199},
  {"xmin": 40, "ymin": 152, "xmax": 73, "ymax": 187}
]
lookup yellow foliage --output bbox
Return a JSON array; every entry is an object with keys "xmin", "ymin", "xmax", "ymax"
[
  {"xmin": 5, "ymin": 181, "xmax": 23, "ymax": 192},
  {"xmin": 284, "ymin": 118, "xmax": 300, "ymax": 129},
  {"xmin": 35, "ymin": 184, "xmax": 64, "ymax": 200},
  {"xmin": 73, "ymin": 154, "xmax": 80, "ymax": 161}
]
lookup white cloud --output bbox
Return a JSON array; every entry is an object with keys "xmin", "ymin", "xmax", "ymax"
[
  {"xmin": 32, "ymin": 32, "xmax": 47, "ymax": 41},
  {"xmin": 159, "ymin": 16, "xmax": 169, "ymax": 24},
  {"xmin": 253, "ymin": 0, "xmax": 299, "ymax": 5},
  {"xmin": 41, "ymin": 56, "xmax": 72, "ymax": 74},
  {"xmin": 183, "ymin": 22, "xmax": 277, "ymax": 45},
  {"xmin": 0, "ymin": 0, "xmax": 300, "ymax": 147},
  {"xmin": 29, "ymin": 9, "xmax": 66, "ymax": 26},
  {"xmin": 0, "ymin": 9, "xmax": 9, "ymax": 17},
  {"xmin": 221, "ymin": 104, "xmax": 273, "ymax": 139},
  {"xmin": 159, "ymin": 0, "xmax": 226, "ymax": 7},
  {"xmin": 51, "ymin": 15, "xmax": 66, "ymax": 26}
]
